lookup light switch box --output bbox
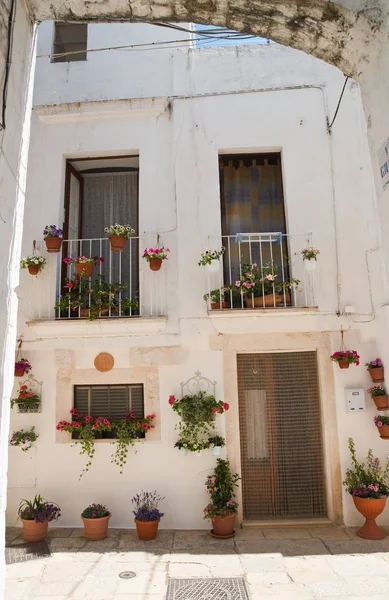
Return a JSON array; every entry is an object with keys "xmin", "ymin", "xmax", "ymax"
[{"xmin": 345, "ymin": 388, "xmax": 365, "ymax": 413}]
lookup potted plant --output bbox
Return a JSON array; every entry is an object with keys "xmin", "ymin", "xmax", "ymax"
[
  {"xmin": 104, "ymin": 223, "xmax": 135, "ymax": 252},
  {"xmin": 235, "ymin": 262, "xmax": 300, "ymax": 308},
  {"xmin": 81, "ymin": 503, "xmax": 111, "ymax": 541},
  {"xmin": 10, "ymin": 427, "xmax": 38, "ymax": 451},
  {"xmin": 43, "ymin": 225, "xmax": 64, "ymax": 253},
  {"xmin": 203, "ymin": 287, "xmax": 230, "ymax": 310},
  {"xmin": 63, "ymin": 255, "xmax": 104, "ymax": 278},
  {"xmin": 55, "ymin": 275, "xmax": 127, "ymax": 320},
  {"xmin": 132, "ymin": 491, "xmax": 164, "ymax": 541},
  {"xmin": 301, "ymin": 247, "xmax": 320, "ymax": 271},
  {"xmin": 11, "ymin": 385, "xmax": 41, "ymax": 413},
  {"xmin": 198, "ymin": 248, "xmax": 225, "ymax": 272},
  {"xmin": 343, "ymin": 438, "xmax": 389, "ymax": 539},
  {"xmin": 121, "ymin": 297, "xmax": 140, "ymax": 316},
  {"xmin": 330, "ymin": 350, "xmax": 360, "ymax": 369},
  {"xmin": 204, "ymin": 458, "xmax": 240, "ymax": 538},
  {"xmin": 169, "ymin": 393, "xmax": 229, "ymax": 454},
  {"xmin": 208, "ymin": 435, "xmax": 226, "ymax": 457},
  {"xmin": 174, "ymin": 439, "xmax": 188, "ymax": 456},
  {"xmin": 142, "ymin": 247, "xmax": 170, "ymax": 271},
  {"xmin": 20, "ymin": 255, "xmax": 46, "ymax": 276},
  {"xmin": 366, "ymin": 358, "xmax": 384, "ymax": 382},
  {"xmin": 14, "ymin": 357, "xmax": 32, "ymax": 377},
  {"xmin": 374, "ymin": 415, "xmax": 389, "ymax": 440},
  {"xmin": 18, "ymin": 494, "xmax": 61, "ymax": 542},
  {"xmin": 368, "ymin": 385, "xmax": 389, "ymax": 410}
]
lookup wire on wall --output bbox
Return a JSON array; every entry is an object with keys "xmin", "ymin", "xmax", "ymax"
[
  {"xmin": 0, "ymin": 0, "xmax": 16, "ymax": 131},
  {"xmin": 327, "ymin": 75, "xmax": 349, "ymax": 133}
]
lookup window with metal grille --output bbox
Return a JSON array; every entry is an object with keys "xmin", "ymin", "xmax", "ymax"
[
  {"xmin": 73, "ymin": 384, "xmax": 144, "ymax": 439},
  {"xmin": 52, "ymin": 23, "xmax": 88, "ymax": 63}
]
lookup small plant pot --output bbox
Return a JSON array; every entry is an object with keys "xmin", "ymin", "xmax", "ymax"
[
  {"xmin": 207, "ymin": 260, "xmax": 220, "ymax": 273},
  {"xmin": 149, "ymin": 258, "xmax": 162, "ymax": 271},
  {"xmin": 17, "ymin": 402, "xmax": 41, "ymax": 414},
  {"xmin": 44, "ymin": 237, "xmax": 62, "ymax": 253},
  {"xmin": 21, "ymin": 518, "xmax": 48, "ymax": 542},
  {"xmin": 377, "ymin": 424, "xmax": 389, "ymax": 439},
  {"xmin": 252, "ymin": 292, "xmax": 290, "ymax": 308},
  {"xmin": 211, "ymin": 513, "xmax": 236, "ymax": 538},
  {"xmin": 20, "ymin": 441, "xmax": 32, "ymax": 450},
  {"xmin": 368, "ymin": 367, "xmax": 384, "ymax": 383},
  {"xmin": 210, "ymin": 302, "xmax": 228, "ymax": 310},
  {"xmin": 27, "ymin": 265, "xmax": 40, "ymax": 276},
  {"xmin": 212, "ymin": 446, "xmax": 222, "ymax": 457},
  {"xmin": 75, "ymin": 263, "xmax": 94, "ymax": 278},
  {"xmin": 352, "ymin": 497, "xmax": 387, "ymax": 539},
  {"xmin": 14, "ymin": 368, "xmax": 26, "ymax": 377},
  {"xmin": 134, "ymin": 518, "xmax": 160, "ymax": 541},
  {"xmin": 373, "ymin": 395, "xmax": 389, "ymax": 410},
  {"xmin": 109, "ymin": 236, "xmax": 127, "ymax": 253},
  {"xmin": 178, "ymin": 448, "xmax": 187, "ymax": 456},
  {"xmin": 82, "ymin": 513, "xmax": 111, "ymax": 541},
  {"xmin": 338, "ymin": 360, "xmax": 350, "ymax": 369},
  {"xmin": 304, "ymin": 260, "xmax": 317, "ymax": 272}
]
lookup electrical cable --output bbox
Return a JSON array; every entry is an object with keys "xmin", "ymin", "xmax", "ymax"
[
  {"xmin": 0, "ymin": 0, "xmax": 16, "ymax": 131},
  {"xmin": 328, "ymin": 75, "xmax": 349, "ymax": 132}
]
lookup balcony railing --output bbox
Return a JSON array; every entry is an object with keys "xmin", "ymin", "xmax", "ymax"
[
  {"xmin": 204, "ymin": 232, "xmax": 316, "ymax": 311},
  {"xmin": 28, "ymin": 236, "xmax": 167, "ymax": 320}
]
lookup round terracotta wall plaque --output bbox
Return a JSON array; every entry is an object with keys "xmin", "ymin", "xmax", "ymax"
[{"xmin": 94, "ymin": 352, "xmax": 114, "ymax": 372}]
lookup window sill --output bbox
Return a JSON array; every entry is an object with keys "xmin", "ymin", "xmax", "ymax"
[
  {"xmin": 27, "ymin": 316, "xmax": 167, "ymax": 339},
  {"xmin": 208, "ymin": 307, "xmax": 318, "ymax": 317}
]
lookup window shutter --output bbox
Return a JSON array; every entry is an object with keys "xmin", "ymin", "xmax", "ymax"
[
  {"xmin": 73, "ymin": 384, "xmax": 144, "ymax": 421},
  {"xmin": 90, "ymin": 386, "xmax": 109, "ymax": 418},
  {"xmin": 130, "ymin": 386, "xmax": 144, "ymax": 417},
  {"xmin": 74, "ymin": 387, "xmax": 89, "ymax": 415},
  {"xmin": 109, "ymin": 386, "xmax": 130, "ymax": 420}
]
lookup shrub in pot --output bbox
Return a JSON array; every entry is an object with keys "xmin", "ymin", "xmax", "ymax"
[
  {"xmin": 132, "ymin": 490, "xmax": 164, "ymax": 541},
  {"xmin": 18, "ymin": 494, "xmax": 61, "ymax": 542},
  {"xmin": 203, "ymin": 458, "xmax": 240, "ymax": 538},
  {"xmin": 366, "ymin": 358, "xmax": 384, "ymax": 382},
  {"xmin": 81, "ymin": 503, "xmax": 111, "ymax": 540},
  {"xmin": 343, "ymin": 438, "xmax": 389, "ymax": 539},
  {"xmin": 368, "ymin": 385, "xmax": 389, "ymax": 410}
]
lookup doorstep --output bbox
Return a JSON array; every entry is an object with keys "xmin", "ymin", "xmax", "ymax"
[{"xmin": 241, "ymin": 518, "xmax": 332, "ymax": 528}]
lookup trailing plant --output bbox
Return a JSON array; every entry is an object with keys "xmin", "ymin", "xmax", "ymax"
[
  {"xmin": 208, "ymin": 435, "xmax": 226, "ymax": 448},
  {"xmin": 43, "ymin": 225, "xmax": 63, "ymax": 238},
  {"xmin": 104, "ymin": 223, "xmax": 135, "ymax": 238},
  {"xmin": 366, "ymin": 358, "xmax": 383, "ymax": 369},
  {"xmin": 55, "ymin": 274, "xmax": 127, "ymax": 320},
  {"xmin": 301, "ymin": 247, "xmax": 320, "ymax": 261},
  {"xmin": 131, "ymin": 491, "xmax": 164, "ymax": 522},
  {"xmin": 203, "ymin": 458, "xmax": 240, "ymax": 519},
  {"xmin": 343, "ymin": 438, "xmax": 389, "ymax": 498},
  {"xmin": 368, "ymin": 385, "xmax": 387, "ymax": 398},
  {"xmin": 18, "ymin": 494, "xmax": 61, "ymax": 522},
  {"xmin": 56, "ymin": 410, "xmax": 156, "ymax": 477},
  {"xmin": 142, "ymin": 247, "xmax": 170, "ymax": 262},
  {"xmin": 10, "ymin": 426, "xmax": 38, "ymax": 450},
  {"xmin": 234, "ymin": 262, "xmax": 300, "ymax": 297},
  {"xmin": 81, "ymin": 503, "xmax": 110, "ymax": 519},
  {"xmin": 198, "ymin": 248, "xmax": 225, "ymax": 266},
  {"xmin": 169, "ymin": 392, "xmax": 229, "ymax": 453},
  {"xmin": 15, "ymin": 357, "xmax": 32, "ymax": 374},
  {"xmin": 20, "ymin": 256, "xmax": 46, "ymax": 271},
  {"xmin": 330, "ymin": 350, "xmax": 360, "ymax": 365},
  {"xmin": 11, "ymin": 385, "xmax": 40, "ymax": 409}
]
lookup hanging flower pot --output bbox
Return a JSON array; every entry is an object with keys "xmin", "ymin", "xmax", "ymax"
[
  {"xmin": 353, "ymin": 497, "xmax": 387, "ymax": 539},
  {"xmin": 14, "ymin": 358, "xmax": 32, "ymax": 378},
  {"xmin": 75, "ymin": 262, "xmax": 94, "ymax": 278},
  {"xmin": 81, "ymin": 504, "xmax": 111, "ymax": 541},
  {"xmin": 330, "ymin": 350, "xmax": 360, "ymax": 369},
  {"xmin": 143, "ymin": 247, "xmax": 170, "ymax": 271},
  {"xmin": 338, "ymin": 360, "xmax": 350, "ymax": 369},
  {"xmin": 104, "ymin": 224, "xmax": 135, "ymax": 253},
  {"xmin": 212, "ymin": 446, "xmax": 222, "ymax": 457},
  {"xmin": 178, "ymin": 448, "xmax": 187, "ymax": 456},
  {"xmin": 301, "ymin": 247, "xmax": 319, "ymax": 269},
  {"xmin": 304, "ymin": 260, "xmax": 317, "ymax": 272},
  {"xmin": 366, "ymin": 358, "xmax": 384, "ymax": 382},
  {"xmin": 28, "ymin": 265, "xmax": 40, "ymax": 276},
  {"xmin": 368, "ymin": 386, "xmax": 389, "ymax": 410},
  {"xmin": 374, "ymin": 415, "xmax": 389, "ymax": 438},
  {"xmin": 198, "ymin": 249, "xmax": 225, "ymax": 270},
  {"xmin": 209, "ymin": 436, "xmax": 225, "ymax": 458},
  {"xmin": 43, "ymin": 225, "xmax": 64, "ymax": 253},
  {"xmin": 149, "ymin": 258, "xmax": 162, "ymax": 272},
  {"xmin": 109, "ymin": 236, "xmax": 127, "ymax": 253}
]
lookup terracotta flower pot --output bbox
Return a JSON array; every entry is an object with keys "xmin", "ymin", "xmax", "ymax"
[
  {"xmin": 373, "ymin": 395, "xmax": 389, "ymax": 410},
  {"xmin": 75, "ymin": 262, "xmax": 94, "ymax": 278},
  {"xmin": 44, "ymin": 237, "xmax": 62, "ymax": 253},
  {"xmin": 252, "ymin": 292, "xmax": 290, "ymax": 308},
  {"xmin": 338, "ymin": 360, "xmax": 350, "ymax": 369},
  {"xmin": 211, "ymin": 513, "xmax": 236, "ymax": 538},
  {"xmin": 109, "ymin": 236, "xmax": 127, "ymax": 252},
  {"xmin": 149, "ymin": 258, "xmax": 162, "ymax": 272},
  {"xmin": 21, "ymin": 518, "xmax": 48, "ymax": 542},
  {"xmin": 134, "ymin": 518, "xmax": 160, "ymax": 541},
  {"xmin": 369, "ymin": 367, "xmax": 384, "ymax": 383},
  {"xmin": 353, "ymin": 496, "xmax": 387, "ymax": 539},
  {"xmin": 14, "ymin": 368, "xmax": 25, "ymax": 377},
  {"xmin": 82, "ymin": 513, "xmax": 111, "ymax": 541},
  {"xmin": 28, "ymin": 265, "xmax": 40, "ymax": 276},
  {"xmin": 210, "ymin": 302, "xmax": 228, "ymax": 310},
  {"xmin": 377, "ymin": 424, "xmax": 389, "ymax": 439}
]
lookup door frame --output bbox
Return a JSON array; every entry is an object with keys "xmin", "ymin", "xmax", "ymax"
[{"xmin": 219, "ymin": 332, "xmax": 342, "ymax": 525}]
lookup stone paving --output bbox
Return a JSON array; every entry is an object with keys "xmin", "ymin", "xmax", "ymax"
[{"xmin": 5, "ymin": 526, "xmax": 389, "ymax": 599}]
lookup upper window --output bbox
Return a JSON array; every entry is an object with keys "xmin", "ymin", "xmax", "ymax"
[
  {"xmin": 52, "ymin": 23, "xmax": 88, "ymax": 63},
  {"xmin": 74, "ymin": 384, "xmax": 144, "ymax": 421}
]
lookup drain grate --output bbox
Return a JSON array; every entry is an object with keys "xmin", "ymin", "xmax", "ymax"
[
  {"xmin": 5, "ymin": 540, "xmax": 51, "ymax": 565},
  {"xmin": 119, "ymin": 571, "xmax": 137, "ymax": 579},
  {"xmin": 167, "ymin": 578, "xmax": 249, "ymax": 600}
]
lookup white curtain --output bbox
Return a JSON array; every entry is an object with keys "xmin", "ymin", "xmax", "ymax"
[{"xmin": 245, "ymin": 389, "xmax": 268, "ymax": 459}]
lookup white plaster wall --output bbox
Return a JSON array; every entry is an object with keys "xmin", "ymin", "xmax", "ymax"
[{"xmin": 7, "ymin": 36, "xmax": 388, "ymax": 529}]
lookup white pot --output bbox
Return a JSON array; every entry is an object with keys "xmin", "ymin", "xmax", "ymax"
[
  {"xmin": 207, "ymin": 260, "xmax": 220, "ymax": 273},
  {"xmin": 178, "ymin": 448, "xmax": 187, "ymax": 456},
  {"xmin": 20, "ymin": 441, "xmax": 31, "ymax": 450},
  {"xmin": 212, "ymin": 446, "xmax": 222, "ymax": 457},
  {"xmin": 304, "ymin": 260, "xmax": 317, "ymax": 272}
]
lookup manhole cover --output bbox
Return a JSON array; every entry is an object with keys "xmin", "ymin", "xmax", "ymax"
[
  {"xmin": 167, "ymin": 578, "xmax": 249, "ymax": 600},
  {"xmin": 5, "ymin": 540, "xmax": 51, "ymax": 565},
  {"xmin": 119, "ymin": 571, "xmax": 137, "ymax": 579}
]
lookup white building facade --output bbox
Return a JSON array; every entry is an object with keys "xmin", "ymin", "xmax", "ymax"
[{"xmin": 6, "ymin": 21, "xmax": 388, "ymax": 530}]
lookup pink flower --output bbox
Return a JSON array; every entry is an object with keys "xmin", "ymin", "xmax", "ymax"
[
  {"xmin": 210, "ymin": 477, "xmax": 215, "ymax": 484},
  {"xmin": 205, "ymin": 490, "xmax": 209, "ymax": 494},
  {"xmin": 214, "ymin": 487, "xmax": 218, "ymax": 491},
  {"xmin": 85, "ymin": 416, "xmax": 93, "ymax": 423},
  {"xmin": 169, "ymin": 395, "xmax": 176, "ymax": 405},
  {"xmin": 223, "ymin": 402, "xmax": 230, "ymax": 411},
  {"xmin": 235, "ymin": 281, "xmax": 241, "ymax": 287},
  {"xmin": 103, "ymin": 419, "xmax": 110, "ymax": 426},
  {"xmin": 212, "ymin": 407, "xmax": 221, "ymax": 414}
]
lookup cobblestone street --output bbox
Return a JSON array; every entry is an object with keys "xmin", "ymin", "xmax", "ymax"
[{"xmin": 5, "ymin": 526, "xmax": 389, "ymax": 599}]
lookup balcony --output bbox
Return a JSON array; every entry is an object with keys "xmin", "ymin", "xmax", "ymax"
[{"xmin": 204, "ymin": 232, "xmax": 317, "ymax": 312}]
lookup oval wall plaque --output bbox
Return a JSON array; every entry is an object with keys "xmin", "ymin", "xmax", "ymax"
[{"xmin": 94, "ymin": 352, "xmax": 114, "ymax": 372}]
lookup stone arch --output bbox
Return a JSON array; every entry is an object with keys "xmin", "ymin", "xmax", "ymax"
[{"xmin": 30, "ymin": 0, "xmax": 380, "ymax": 78}]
